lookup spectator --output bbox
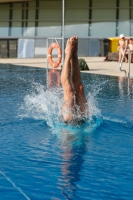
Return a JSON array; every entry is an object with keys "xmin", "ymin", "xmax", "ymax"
[
  {"xmin": 117, "ymin": 34, "xmax": 128, "ymax": 63},
  {"xmin": 127, "ymin": 38, "xmax": 133, "ymax": 63}
]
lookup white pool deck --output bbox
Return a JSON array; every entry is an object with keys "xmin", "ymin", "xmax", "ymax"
[{"xmin": 0, "ymin": 57, "xmax": 133, "ymax": 78}]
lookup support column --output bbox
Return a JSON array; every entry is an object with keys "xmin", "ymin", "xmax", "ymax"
[
  {"xmin": 35, "ymin": 0, "xmax": 39, "ymax": 36},
  {"xmin": 62, "ymin": 0, "xmax": 65, "ymax": 63},
  {"xmin": 129, "ymin": 0, "xmax": 131, "ymax": 36},
  {"xmin": 116, "ymin": 0, "xmax": 119, "ymax": 36},
  {"xmin": 9, "ymin": 3, "xmax": 13, "ymax": 36},
  {"xmin": 88, "ymin": 0, "xmax": 92, "ymax": 36}
]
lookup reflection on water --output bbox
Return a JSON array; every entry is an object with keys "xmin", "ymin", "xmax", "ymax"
[
  {"xmin": 57, "ymin": 128, "xmax": 88, "ymax": 199},
  {"xmin": 118, "ymin": 77, "xmax": 133, "ymax": 96},
  {"xmin": 47, "ymin": 69, "xmax": 61, "ymax": 89}
]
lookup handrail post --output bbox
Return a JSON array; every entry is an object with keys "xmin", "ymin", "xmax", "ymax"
[
  {"xmin": 127, "ymin": 47, "xmax": 130, "ymax": 93},
  {"xmin": 128, "ymin": 47, "xmax": 130, "ymax": 80},
  {"xmin": 119, "ymin": 46, "xmax": 127, "ymax": 78},
  {"xmin": 62, "ymin": 0, "xmax": 65, "ymax": 63}
]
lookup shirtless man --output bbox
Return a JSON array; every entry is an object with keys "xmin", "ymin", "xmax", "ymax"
[
  {"xmin": 61, "ymin": 36, "xmax": 87, "ymax": 124},
  {"xmin": 118, "ymin": 34, "xmax": 128, "ymax": 63}
]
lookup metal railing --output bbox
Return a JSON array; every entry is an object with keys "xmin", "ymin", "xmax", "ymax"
[{"xmin": 119, "ymin": 46, "xmax": 131, "ymax": 79}]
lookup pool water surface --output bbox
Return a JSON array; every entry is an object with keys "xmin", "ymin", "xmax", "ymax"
[{"xmin": 0, "ymin": 64, "xmax": 133, "ymax": 200}]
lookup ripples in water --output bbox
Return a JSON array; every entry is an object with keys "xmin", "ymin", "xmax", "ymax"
[{"xmin": 0, "ymin": 65, "xmax": 133, "ymax": 200}]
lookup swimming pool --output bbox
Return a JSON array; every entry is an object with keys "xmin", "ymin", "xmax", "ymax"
[{"xmin": 0, "ymin": 64, "xmax": 133, "ymax": 200}]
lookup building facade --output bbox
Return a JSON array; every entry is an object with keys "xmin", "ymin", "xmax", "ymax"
[{"xmin": 0, "ymin": 0, "xmax": 133, "ymax": 58}]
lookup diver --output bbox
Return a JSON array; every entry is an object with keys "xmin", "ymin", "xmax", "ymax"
[{"xmin": 61, "ymin": 36, "xmax": 88, "ymax": 124}]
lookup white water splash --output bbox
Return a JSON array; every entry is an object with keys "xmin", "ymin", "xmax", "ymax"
[{"xmin": 19, "ymin": 82, "xmax": 102, "ymax": 131}]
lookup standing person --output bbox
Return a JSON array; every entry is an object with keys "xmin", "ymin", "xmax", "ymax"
[
  {"xmin": 128, "ymin": 38, "xmax": 133, "ymax": 63},
  {"xmin": 118, "ymin": 34, "xmax": 128, "ymax": 63},
  {"xmin": 61, "ymin": 36, "xmax": 88, "ymax": 124}
]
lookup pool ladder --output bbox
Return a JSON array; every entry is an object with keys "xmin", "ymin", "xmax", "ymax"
[{"xmin": 119, "ymin": 46, "xmax": 131, "ymax": 79}]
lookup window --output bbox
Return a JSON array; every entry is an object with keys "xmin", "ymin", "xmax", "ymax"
[
  {"xmin": 0, "ymin": 4, "xmax": 9, "ymax": 37},
  {"xmin": 65, "ymin": 0, "xmax": 89, "ymax": 37}
]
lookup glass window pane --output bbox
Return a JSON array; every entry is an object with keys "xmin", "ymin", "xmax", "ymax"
[
  {"xmin": 28, "ymin": 9, "xmax": 36, "ymax": 20},
  {"xmin": 119, "ymin": 0, "xmax": 129, "ymax": 7},
  {"xmin": 92, "ymin": 9, "xmax": 116, "ymax": 20},
  {"xmin": 65, "ymin": 22, "xmax": 89, "ymax": 37},
  {"xmin": 23, "ymin": 22, "xmax": 35, "ymax": 37},
  {"xmin": 29, "ymin": 1, "xmax": 36, "ymax": 8},
  {"xmin": 28, "ymin": 2, "xmax": 36, "ymax": 20},
  {"xmin": 119, "ymin": 9, "xmax": 129, "ymax": 20},
  {"xmin": 37, "ymin": 22, "xmax": 61, "ymax": 37},
  {"xmin": 27, "ymin": 2, "xmax": 35, "ymax": 36},
  {"xmin": 92, "ymin": 0, "xmax": 116, "ymax": 8},
  {"xmin": 118, "ymin": 21, "xmax": 130, "ymax": 36},
  {"xmin": 0, "ymin": 4, "xmax": 9, "ymax": 37},
  {"xmin": 11, "ymin": 3, "xmax": 22, "ymax": 36},
  {"xmin": 39, "ymin": 9, "xmax": 61, "ymax": 20},
  {"xmin": 66, "ymin": 9, "xmax": 89, "ymax": 20},
  {"xmin": 0, "ymin": 5, "xmax": 10, "ymax": 20},
  {"xmin": 91, "ymin": 21, "xmax": 116, "ymax": 37},
  {"xmin": 39, "ymin": 0, "xmax": 61, "ymax": 8},
  {"xmin": 11, "ymin": 22, "xmax": 22, "ymax": 37},
  {"xmin": 12, "ymin": 10, "xmax": 22, "ymax": 20},
  {"xmin": 12, "ymin": 3, "xmax": 22, "ymax": 20},
  {"xmin": 0, "ymin": 4, "xmax": 10, "ymax": 9},
  {"xmin": 0, "ymin": 22, "xmax": 9, "ymax": 37},
  {"xmin": 66, "ymin": 0, "xmax": 89, "ymax": 8},
  {"xmin": 131, "ymin": 20, "xmax": 133, "ymax": 36}
]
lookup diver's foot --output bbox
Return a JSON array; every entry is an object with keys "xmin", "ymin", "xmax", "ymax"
[
  {"xmin": 73, "ymin": 36, "xmax": 78, "ymax": 57},
  {"xmin": 65, "ymin": 37, "xmax": 75, "ymax": 59}
]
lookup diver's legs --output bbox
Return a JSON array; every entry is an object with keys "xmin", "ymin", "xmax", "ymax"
[
  {"xmin": 61, "ymin": 37, "xmax": 75, "ymax": 122},
  {"xmin": 71, "ymin": 37, "xmax": 87, "ymax": 114}
]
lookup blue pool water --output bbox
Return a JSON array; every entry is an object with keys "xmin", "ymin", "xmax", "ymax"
[{"xmin": 0, "ymin": 64, "xmax": 133, "ymax": 200}]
